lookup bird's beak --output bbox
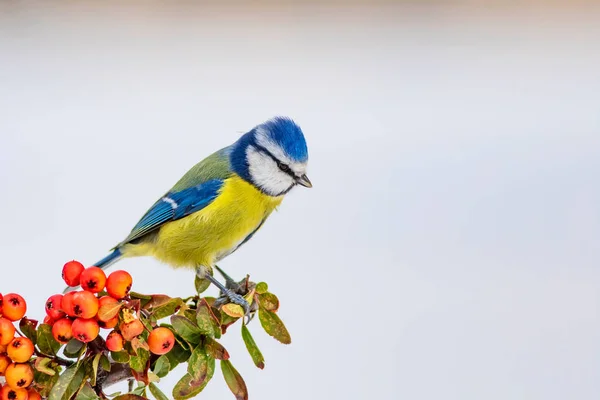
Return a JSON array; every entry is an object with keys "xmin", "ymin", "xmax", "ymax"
[{"xmin": 296, "ymin": 174, "xmax": 313, "ymax": 188}]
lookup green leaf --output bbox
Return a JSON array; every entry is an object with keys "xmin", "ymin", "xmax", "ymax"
[
  {"xmin": 34, "ymin": 367, "xmax": 60, "ymax": 397},
  {"xmin": 19, "ymin": 317, "xmax": 38, "ymax": 344},
  {"xmin": 165, "ymin": 343, "xmax": 190, "ymax": 369},
  {"xmin": 153, "ymin": 355, "xmax": 171, "ymax": 378},
  {"xmin": 98, "ymin": 302, "xmax": 122, "ymax": 321},
  {"xmin": 130, "ymin": 348, "xmax": 150, "ymax": 373},
  {"xmin": 172, "ymin": 344, "xmax": 216, "ymax": 399},
  {"xmin": 151, "ymin": 298, "xmax": 183, "ymax": 320},
  {"xmin": 63, "ymin": 339, "xmax": 85, "ymax": 358},
  {"xmin": 204, "ymin": 336, "xmax": 230, "ymax": 360},
  {"xmin": 258, "ymin": 292, "xmax": 280, "ymax": 312},
  {"xmin": 111, "ymin": 350, "xmax": 130, "ymax": 363},
  {"xmin": 48, "ymin": 363, "xmax": 85, "ymax": 400},
  {"xmin": 143, "ymin": 294, "xmax": 174, "ymax": 311},
  {"xmin": 187, "ymin": 344, "xmax": 212, "ymax": 380},
  {"xmin": 170, "ymin": 315, "xmax": 202, "ymax": 344},
  {"xmin": 149, "ymin": 382, "xmax": 169, "ymax": 400},
  {"xmin": 114, "ymin": 396, "xmax": 147, "ymax": 400},
  {"xmin": 220, "ymin": 360, "xmax": 248, "ymax": 400},
  {"xmin": 195, "ymin": 275, "xmax": 211, "ymax": 294},
  {"xmin": 34, "ymin": 356, "xmax": 58, "ymax": 376},
  {"xmin": 172, "ymin": 374, "xmax": 201, "ymax": 400},
  {"xmin": 131, "ymin": 384, "xmax": 147, "ymax": 396},
  {"xmin": 196, "ymin": 299, "xmax": 221, "ymax": 338},
  {"xmin": 241, "ymin": 324, "xmax": 265, "ymax": 369},
  {"xmin": 255, "ymin": 282, "xmax": 268, "ymax": 294},
  {"xmin": 37, "ymin": 323, "xmax": 62, "ymax": 356},
  {"xmin": 77, "ymin": 383, "xmax": 101, "ymax": 400},
  {"xmin": 172, "ymin": 364, "xmax": 214, "ymax": 400},
  {"xmin": 221, "ymin": 303, "xmax": 244, "ymax": 318},
  {"xmin": 100, "ymin": 354, "xmax": 111, "ymax": 372},
  {"xmin": 130, "ymin": 291, "xmax": 152, "ymax": 300},
  {"xmin": 258, "ymin": 309, "xmax": 291, "ymax": 344},
  {"xmin": 90, "ymin": 353, "xmax": 103, "ymax": 386}
]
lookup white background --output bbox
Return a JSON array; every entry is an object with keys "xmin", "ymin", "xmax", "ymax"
[{"xmin": 1, "ymin": 2, "xmax": 599, "ymax": 399}]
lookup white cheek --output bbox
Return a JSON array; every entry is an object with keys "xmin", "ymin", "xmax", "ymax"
[{"xmin": 247, "ymin": 147, "xmax": 295, "ymax": 196}]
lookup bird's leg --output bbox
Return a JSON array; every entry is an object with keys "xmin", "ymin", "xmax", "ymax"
[
  {"xmin": 196, "ymin": 267, "xmax": 250, "ymax": 316},
  {"xmin": 214, "ymin": 265, "xmax": 240, "ymax": 290}
]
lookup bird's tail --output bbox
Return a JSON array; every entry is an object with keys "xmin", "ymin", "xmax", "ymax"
[{"xmin": 94, "ymin": 248, "xmax": 123, "ymax": 270}]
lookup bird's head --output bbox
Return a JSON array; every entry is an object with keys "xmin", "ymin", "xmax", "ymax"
[{"xmin": 231, "ymin": 117, "xmax": 311, "ymax": 196}]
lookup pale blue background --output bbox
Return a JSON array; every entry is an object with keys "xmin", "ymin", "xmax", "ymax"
[{"xmin": 1, "ymin": 2, "xmax": 599, "ymax": 399}]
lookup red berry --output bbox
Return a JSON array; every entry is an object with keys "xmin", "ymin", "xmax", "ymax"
[
  {"xmin": 51, "ymin": 318, "xmax": 73, "ymax": 344},
  {"xmin": 71, "ymin": 291, "xmax": 99, "ymax": 319},
  {"xmin": 98, "ymin": 315, "xmax": 119, "ymax": 330},
  {"xmin": 45, "ymin": 294, "xmax": 65, "ymax": 320},
  {"xmin": 1, "ymin": 294, "xmax": 26, "ymax": 322},
  {"xmin": 80, "ymin": 267, "xmax": 106, "ymax": 293},
  {"xmin": 0, "ymin": 385, "xmax": 29, "ymax": 400},
  {"xmin": 0, "ymin": 354, "xmax": 10, "ymax": 374},
  {"xmin": 7, "ymin": 337, "xmax": 34, "ymax": 363},
  {"xmin": 60, "ymin": 291, "xmax": 77, "ymax": 317},
  {"xmin": 62, "ymin": 260, "xmax": 85, "ymax": 286},
  {"xmin": 148, "ymin": 327, "xmax": 175, "ymax": 355},
  {"xmin": 4, "ymin": 362, "xmax": 33, "ymax": 389},
  {"xmin": 72, "ymin": 318, "xmax": 100, "ymax": 343},
  {"xmin": 0, "ymin": 318, "xmax": 16, "ymax": 346},
  {"xmin": 106, "ymin": 270, "xmax": 132, "ymax": 300},
  {"xmin": 106, "ymin": 331, "xmax": 124, "ymax": 352},
  {"xmin": 28, "ymin": 389, "xmax": 42, "ymax": 400}
]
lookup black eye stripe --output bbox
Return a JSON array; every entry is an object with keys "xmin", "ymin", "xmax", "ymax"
[{"xmin": 253, "ymin": 144, "xmax": 295, "ymax": 178}]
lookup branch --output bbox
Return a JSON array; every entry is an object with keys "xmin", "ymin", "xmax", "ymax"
[{"xmin": 99, "ymin": 362, "xmax": 134, "ymax": 388}]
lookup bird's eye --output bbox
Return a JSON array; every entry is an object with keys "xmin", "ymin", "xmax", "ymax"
[{"xmin": 277, "ymin": 162, "xmax": 291, "ymax": 173}]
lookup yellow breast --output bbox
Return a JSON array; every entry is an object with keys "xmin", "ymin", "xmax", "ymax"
[{"xmin": 139, "ymin": 176, "xmax": 282, "ymax": 268}]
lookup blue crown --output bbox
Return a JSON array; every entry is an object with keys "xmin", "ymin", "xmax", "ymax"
[{"xmin": 260, "ymin": 117, "xmax": 308, "ymax": 162}]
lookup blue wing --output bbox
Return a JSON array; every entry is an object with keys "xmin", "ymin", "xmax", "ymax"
[{"xmin": 117, "ymin": 179, "xmax": 224, "ymax": 246}]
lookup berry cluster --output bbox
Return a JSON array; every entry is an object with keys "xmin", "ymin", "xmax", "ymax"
[
  {"xmin": 0, "ymin": 294, "xmax": 41, "ymax": 400},
  {"xmin": 45, "ymin": 261, "xmax": 174, "ymax": 356}
]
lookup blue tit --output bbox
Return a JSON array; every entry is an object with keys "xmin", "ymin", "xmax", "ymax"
[{"xmin": 87, "ymin": 116, "xmax": 311, "ymax": 312}]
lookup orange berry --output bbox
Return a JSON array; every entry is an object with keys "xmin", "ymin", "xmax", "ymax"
[
  {"xmin": 1, "ymin": 294, "xmax": 26, "ymax": 322},
  {"xmin": 4, "ymin": 363, "xmax": 33, "ymax": 389},
  {"xmin": 7, "ymin": 338, "xmax": 34, "ymax": 363},
  {"xmin": 60, "ymin": 291, "xmax": 77, "ymax": 317},
  {"xmin": 106, "ymin": 270, "xmax": 132, "ymax": 300},
  {"xmin": 51, "ymin": 318, "xmax": 73, "ymax": 344},
  {"xmin": 148, "ymin": 327, "xmax": 175, "ymax": 355},
  {"xmin": 62, "ymin": 260, "xmax": 85, "ymax": 287},
  {"xmin": 45, "ymin": 294, "xmax": 65, "ymax": 320},
  {"xmin": 106, "ymin": 331, "xmax": 124, "ymax": 352},
  {"xmin": 71, "ymin": 291, "xmax": 99, "ymax": 319},
  {"xmin": 0, "ymin": 385, "xmax": 28, "ymax": 400},
  {"xmin": 80, "ymin": 267, "xmax": 106, "ymax": 293},
  {"xmin": 0, "ymin": 319, "xmax": 15, "ymax": 346},
  {"xmin": 0, "ymin": 354, "xmax": 10, "ymax": 374},
  {"xmin": 0, "ymin": 343, "xmax": 7, "ymax": 353},
  {"xmin": 98, "ymin": 315, "xmax": 119, "ymax": 330},
  {"xmin": 27, "ymin": 388, "xmax": 42, "ymax": 400},
  {"xmin": 72, "ymin": 318, "xmax": 99, "ymax": 343},
  {"xmin": 119, "ymin": 319, "xmax": 144, "ymax": 341}
]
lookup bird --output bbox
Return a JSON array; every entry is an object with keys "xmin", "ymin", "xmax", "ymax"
[{"xmin": 85, "ymin": 116, "xmax": 311, "ymax": 313}]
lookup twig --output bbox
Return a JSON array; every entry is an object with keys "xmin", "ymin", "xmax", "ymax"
[{"xmin": 34, "ymin": 350, "xmax": 74, "ymax": 367}]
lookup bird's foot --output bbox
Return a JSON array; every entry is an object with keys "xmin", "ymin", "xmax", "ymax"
[{"xmin": 199, "ymin": 267, "xmax": 256, "ymax": 324}]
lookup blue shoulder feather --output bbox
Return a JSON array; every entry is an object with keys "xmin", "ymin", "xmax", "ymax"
[{"xmin": 118, "ymin": 179, "xmax": 223, "ymax": 246}]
